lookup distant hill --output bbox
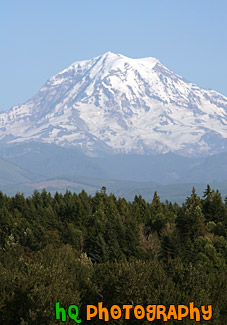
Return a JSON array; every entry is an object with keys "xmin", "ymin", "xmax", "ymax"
[
  {"xmin": 0, "ymin": 143, "xmax": 226, "ymax": 202},
  {"xmin": 0, "ymin": 157, "xmax": 44, "ymax": 186}
]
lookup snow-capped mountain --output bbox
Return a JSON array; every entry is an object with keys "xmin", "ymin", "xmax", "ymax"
[{"xmin": 0, "ymin": 52, "xmax": 226, "ymax": 156}]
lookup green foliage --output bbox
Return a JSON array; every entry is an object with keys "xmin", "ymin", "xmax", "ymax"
[{"xmin": 0, "ymin": 185, "xmax": 227, "ymax": 323}]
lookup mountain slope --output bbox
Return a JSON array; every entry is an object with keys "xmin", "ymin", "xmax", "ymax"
[
  {"xmin": 0, "ymin": 142, "xmax": 110, "ymax": 179},
  {"xmin": 0, "ymin": 157, "xmax": 44, "ymax": 186},
  {"xmin": 0, "ymin": 52, "xmax": 226, "ymax": 156},
  {"xmin": 0, "ymin": 142, "xmax": 226, "ymax": 185}
]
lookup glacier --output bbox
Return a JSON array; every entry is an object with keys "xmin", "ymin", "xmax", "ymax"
[{"xmin": 0, "ymin": 51, "xmax": 226, "ymax": 157}]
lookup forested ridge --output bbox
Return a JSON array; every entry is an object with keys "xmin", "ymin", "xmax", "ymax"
[{"xmin": 0, "ymin": 185, "xmax": 227, "ymax": 324}]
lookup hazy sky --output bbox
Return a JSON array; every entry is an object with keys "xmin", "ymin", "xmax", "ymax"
[{"xmin": 1, "ymin": 0, "xmax": 227, "ymax": 110}]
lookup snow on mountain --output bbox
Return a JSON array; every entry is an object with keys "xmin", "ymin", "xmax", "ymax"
[{"xmin": 0, "ymin": 51, "xmax": 226, "ymax": 156}]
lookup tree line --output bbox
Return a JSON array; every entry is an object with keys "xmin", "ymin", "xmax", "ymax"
[{"xmin": 0, "ymin": 185, "xmax": 227, "ymax": 324}]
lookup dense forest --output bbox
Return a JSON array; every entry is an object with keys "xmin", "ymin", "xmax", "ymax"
[{"xmin": 0, "ymin": 185, "xmax": 227, "ymax": 324}]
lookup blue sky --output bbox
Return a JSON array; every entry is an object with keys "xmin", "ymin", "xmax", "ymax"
[{"xmin": 1, "ymin": 0, "xmax": 227, "ymax": 110}]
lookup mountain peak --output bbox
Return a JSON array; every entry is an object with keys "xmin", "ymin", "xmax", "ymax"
[
  {"xmin": 101, "ymin": 51, "xmax": 123, "ymax": 58},
  {"xmin": 0, "ymin": 53, "xmax": 226, "ymax": 157},
  {"xmin": 97, "ymin": 51, "xmax": 159, "ymax": 66}
]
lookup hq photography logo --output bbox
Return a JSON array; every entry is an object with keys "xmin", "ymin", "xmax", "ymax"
[{"xmin": 55, "ymin": 302, "xmax": 212, "ymax": 323}]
